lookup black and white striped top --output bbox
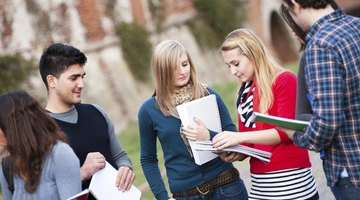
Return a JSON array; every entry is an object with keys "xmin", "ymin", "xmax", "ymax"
[
  {"xmin": 248, "ymin": 168, "xmax": 318, "ymax": 200},
  {"xmin": 237, "ymin": 81, "xmax": 256, "ymax": 128}
]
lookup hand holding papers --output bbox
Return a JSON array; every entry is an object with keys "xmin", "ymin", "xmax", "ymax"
[
  {"xmin": 176, "ymin": 95, "xmax": 273, "ymax": 165},
  {"xmin": 176, "ymin": 95, "xmax": 221, "ymax": 165},
  {"xmin": 90, "ymin": 162, "xmax": 141, "ymax": 200},
  {"xmin": 193, "ymin": 141, "xmax": 272, "ymax": 163},
  {"xmin": 67, "ymin": 161, "xmax": 141, "ymax": 200}
]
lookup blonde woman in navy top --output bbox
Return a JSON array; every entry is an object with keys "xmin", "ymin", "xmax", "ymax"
[{"xmin": 138, "ymin": 40, "xmax": 247, "ymax": 200}]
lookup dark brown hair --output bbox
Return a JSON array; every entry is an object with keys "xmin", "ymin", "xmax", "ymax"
[
  {"xmin": 39, "ymin": 43, "xmax": 87, "ymax": 90},
  {"xmin": 282, "ymin": 0, "xmax": 336, "ymax": 9},
  {"xmin": 280, "ymin": 3, "xmax": 307, "ymax": 50},
  {"xmin": 280, "ymin": 0, "xmax": 338, "ymax": 50},
  {"xmin": 0, "ymin": 90, "xmax": 66, "ymax": 192}
]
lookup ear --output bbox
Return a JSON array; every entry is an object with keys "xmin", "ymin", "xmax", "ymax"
[
  {"xmin": 47, "ymin": 75, "xmax": 57, "ymax": 89},
  {"xmin": 290, "ymin": 0, "xmax": 302, "ymax": 14},
  {"xmin": 0, "ymin": 128, "xmax": 7, "ymax": 146}
]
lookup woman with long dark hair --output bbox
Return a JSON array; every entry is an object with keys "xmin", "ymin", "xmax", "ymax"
[{"xmin": 0, "ymin": 90, "xmax": 81, "ymax": 200}]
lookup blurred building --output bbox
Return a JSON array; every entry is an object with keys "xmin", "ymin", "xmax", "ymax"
[
  {"xmin": 246, "ymin": 0, "xmax": 360, "ymax": 64},
  {"xmin": 0, "ymin": 0, "xmax": 359, "ymax": 132}
]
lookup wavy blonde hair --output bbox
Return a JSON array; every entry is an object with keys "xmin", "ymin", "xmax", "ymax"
[
  {"xmin": 152, "ymin": 40, "xmax": 207, "ymax": 116},
  {"xmin": 220, "ymin": 29, "xmax": 286, "ymax": 113}
]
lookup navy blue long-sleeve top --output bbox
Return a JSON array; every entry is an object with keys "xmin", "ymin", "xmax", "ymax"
[{"xmin": 138, "ymin": 88, "xmax": 237, "ymax": 200}]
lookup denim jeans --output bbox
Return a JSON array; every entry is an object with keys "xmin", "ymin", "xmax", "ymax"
[
  {"xmin": 173, "ymin": 179, "xmax": 248, "ymax": 200},
  {"xmin": 330, "ymin": 177, "xmax": 360, "ymax": 200}
]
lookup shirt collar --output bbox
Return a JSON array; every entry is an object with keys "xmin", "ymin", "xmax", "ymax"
[{"xmin": 305, "ymin": 9, "xmax": 345, "ymax": 42}]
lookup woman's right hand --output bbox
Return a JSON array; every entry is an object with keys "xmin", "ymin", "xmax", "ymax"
[{"xmin": 212, "ymin": 131, "xmax": 242, "ymax": 149}]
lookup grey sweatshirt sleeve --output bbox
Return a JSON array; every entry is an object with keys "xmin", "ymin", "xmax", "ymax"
[
  {"xmin": 0, "ymin": 164, "xmax": 12, "ymax": 200},
  {"xmin": 53, "ymin": 142, "xmax": 82, "ymax": 200},
  {"xmin": 0, "ymin": 142, "xmax": 81, "ymax": 200},
  {"xmin": 295, "ymin": 53, "xmax": 313, "ymax": 121},
  {"xmin": 92, "ymin": 104, "xmax": 133, "ymax": 170}
]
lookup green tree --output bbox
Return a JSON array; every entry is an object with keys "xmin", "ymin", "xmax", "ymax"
[
  {"xmin": 0, "ymin": 54, "xmax": 34, "ymax": 94},
  {"xmin": 116, "ymin": 22, "xmax": 153, "ymax": 82},
  {"xmin": 189, "ymin": 0, "xmax": 246, "ymax": 48}
]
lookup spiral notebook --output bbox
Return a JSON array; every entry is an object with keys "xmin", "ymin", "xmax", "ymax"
[{"xmin": 176, "ymin": 94, "xmax": 221, "ymax": 165}]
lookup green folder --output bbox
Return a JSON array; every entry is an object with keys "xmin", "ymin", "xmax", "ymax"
[{"xmin": 253, "ymin": 112, "xmax": 309, "ymax": 131}]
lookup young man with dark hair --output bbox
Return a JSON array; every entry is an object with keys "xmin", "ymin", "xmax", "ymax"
[
  {"xmin": 279, "ymin": 0, "xmax": 360, "ymax": 199},
  {"xmin": 39, "ymin": 43, "xmax": 135, "ymax": 200}
]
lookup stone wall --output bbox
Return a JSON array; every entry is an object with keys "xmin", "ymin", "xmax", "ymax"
[{"xmin": 0, "ymin": 0, "xmax": 231, "ymax": 133}]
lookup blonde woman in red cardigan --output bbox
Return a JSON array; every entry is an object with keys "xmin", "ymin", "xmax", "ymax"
[{"xmin": 212, "ymin": 29, "xmax": 319, "ymax": 200}]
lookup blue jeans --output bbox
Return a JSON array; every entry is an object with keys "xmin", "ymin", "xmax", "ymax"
[
  {"xmin": 174, "ymin": 179, "xmax": 248, "ymax": 200},
  {"xmin": 330, "ymin": 177, "xmax": 360, "ymax": 200}
]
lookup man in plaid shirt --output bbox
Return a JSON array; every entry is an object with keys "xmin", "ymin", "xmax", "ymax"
[{"xmin": 279, "ymin": 0, "xmax": 360, "ymax": 199}]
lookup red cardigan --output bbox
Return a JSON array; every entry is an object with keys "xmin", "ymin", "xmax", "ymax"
[{"xmin": 238, "ymin": 71, "xmax": 311, "ymax": 173}]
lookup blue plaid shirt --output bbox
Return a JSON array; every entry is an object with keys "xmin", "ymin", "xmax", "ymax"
[{"xmin": 293, "ymin": 9, "xmax": 360, "ymax": 188}]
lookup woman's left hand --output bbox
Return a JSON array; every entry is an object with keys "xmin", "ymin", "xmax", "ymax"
[
  {"xmin": 277, "ymin": 127, "xmax": 296, "ymax": 140},
  {"xmin": 218, "ymin": 152, "xmax": 246, "ymax": 162},
  {"xmin": 182, "ymin": 117, "xmax": 210, "ymax": 141}
]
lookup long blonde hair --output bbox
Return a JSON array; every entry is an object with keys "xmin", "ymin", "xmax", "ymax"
[
  {"xmin": 152, "ymin": 40, "xmax": 207, "ymax": 116},
  {"xmin": 220, "ymin": 29, "xmax": 286, "ymax": 113}
]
